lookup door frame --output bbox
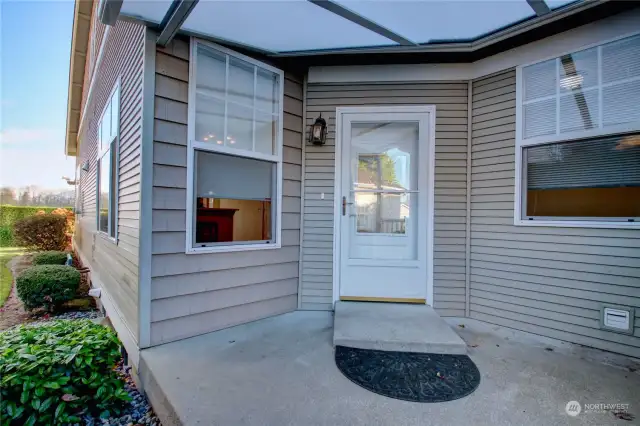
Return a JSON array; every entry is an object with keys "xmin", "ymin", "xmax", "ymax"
[{"xmin": 331, "ymin": 105, "xmax": 436, "ymax": 306}]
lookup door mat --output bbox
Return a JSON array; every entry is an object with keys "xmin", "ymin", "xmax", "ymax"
[{"xmin": 335, "ymin": 346, "xmax": 480, "ymax": 402}]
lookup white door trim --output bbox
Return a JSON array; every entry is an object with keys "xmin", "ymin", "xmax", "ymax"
[{"xmin": 332, "ymin": 105, "xmax": 436, "ymax": 306}]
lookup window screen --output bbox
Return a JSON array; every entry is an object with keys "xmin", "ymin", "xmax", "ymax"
[
  {"xmin": 194, "ymin": 150, "xmax": 276, "ymax": 246},
  {"xmin": 523, "ymin": 133, "xmax": 640, "ymax": 219}
]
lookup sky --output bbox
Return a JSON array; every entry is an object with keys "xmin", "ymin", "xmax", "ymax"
[{"xmin": 0, "ymin": 0, "xmax": 75, "ymax": 190}]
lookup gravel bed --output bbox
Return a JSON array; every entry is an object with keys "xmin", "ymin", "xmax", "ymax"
[
  {"xmin": 49, "ymin": 310, "xmax": 104, "ymax": 321},
  {"xmin": 82, "ymin": 362, "xmax": 161, "ymax": 426}
]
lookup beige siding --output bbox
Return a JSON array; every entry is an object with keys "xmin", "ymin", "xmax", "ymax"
[
  {"xmin": 301, "ymin": 82, "xmax": 469, "ymax": 315},
  {"xmin": 75, "ymin": 20, "xmax": 145, "ymax": 341},
  {"xmin": 469, "ymin": 69, "xmax": 640, "ymax": 358},
  {"xmin": 149, "ymin": 38, "xmax": 303, "ymax": 345}
]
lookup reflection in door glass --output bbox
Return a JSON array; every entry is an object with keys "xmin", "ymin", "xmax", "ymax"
[
  {"xmin": 355, "ymin": 192, "xmax": 409, "ymax": 234},
  {"xmin": 351, "ymin": 122, "xmax": 417, "ymax": 191},
  {"xmin": 350, "ymin": 122, "xmax": 418, "ymax": 235}
]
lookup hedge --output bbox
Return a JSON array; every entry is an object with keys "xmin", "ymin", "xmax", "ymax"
[
  {"xmin": 0, "ymin": 225, "xmax": 12, "ymax": 247},
  {"xmin": 32, "ymin": 251, "xmax": 70, "ymax": 266},
  {"xmin": 0, "ymin": 205, "xmax": 61, "ymax": 228}
]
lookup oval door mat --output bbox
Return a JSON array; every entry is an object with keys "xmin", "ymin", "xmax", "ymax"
[{"xmin": 335, "ymin": 346, "xmax": 481, "ymax": 403}]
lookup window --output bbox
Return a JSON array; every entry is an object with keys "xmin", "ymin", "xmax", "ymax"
[
  {"xmin": 187, "ymin": 40, "xmax": 283, "ymax": 252},
  {"xmin": 516, "ymin": 33, "xmax": 640, "ymax": 227},
  {"xmin": 97, "ymin": 84, "xmax": 119, "ymax": 238}
]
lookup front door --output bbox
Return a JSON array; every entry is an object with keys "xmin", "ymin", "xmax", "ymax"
[{"xmin": 337, "ymin": 106, "xmax": 434, "ymax": 303}]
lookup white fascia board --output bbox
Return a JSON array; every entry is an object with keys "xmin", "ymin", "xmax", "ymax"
[{"xmin": 308, "ymin": 8, "xmax": 640, "ymax": 83}]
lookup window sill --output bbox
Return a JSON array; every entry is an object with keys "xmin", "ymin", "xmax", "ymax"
[
  {"xmin": 97, "ymin": 231, "xmax": 118, "ymax": 244},
  {"xmin": 186, "ymin": 242, "xmax": 282, "ymax": 255},
  {"xmin": 514, "ymin": 219, "xmax": 639, "ymax": 229}
]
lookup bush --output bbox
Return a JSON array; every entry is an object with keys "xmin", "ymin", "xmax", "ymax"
[
  {"xmin": 51, "ymin": 208, "xmax": 75, "ymax": 231},
  {"xmin": 32, "ymin": 251, "xmax": 69, "ymax": 266},
  {"xmin": 0, "ymin": 320, "xmax": 130, "ymax": 425},
  {"xmin": 13, "ymin": 214, "xmax": 67, "ymax": 251},
  {"xmin": 0, "ymin": 225, "xmax": 13, "ymax": 247},
  {"xmin": 16, "ymin": 265, "xmax": 80, "ymax": 311},
  {"xmin": 0, "ymin": 205, "xmax": 59, "ymax": 228}
]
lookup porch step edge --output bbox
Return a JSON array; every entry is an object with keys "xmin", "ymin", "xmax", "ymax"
[{"xmin": 333, "ymin": 301, "xmax": 467, "ymax": 355}]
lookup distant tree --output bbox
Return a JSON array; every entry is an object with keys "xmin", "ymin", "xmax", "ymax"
[
  {"xmin": 19, "ymin": 190, "xmax": 30, "ymax": 206},
  {"xmin": 358, "ymin": 154, "xmax": 399, "ymax": 188},
  {"xmin": 0, "ymin": 187, "xmax": 16, "ymax": 204}
]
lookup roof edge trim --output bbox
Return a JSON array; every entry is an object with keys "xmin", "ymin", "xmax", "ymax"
[{"xmin": 64, "ymin": 0, "xmax": 93, "ymax": 156}]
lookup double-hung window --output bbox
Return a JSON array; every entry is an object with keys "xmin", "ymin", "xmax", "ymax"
[
  {"xmin": 516, "ymin": 33, "xmax": 640, "ymax": 228},
  {"xmin": 97, "ymin": 83, "xmax": 120, "ymax": 239},
  {"xmin": 187, "ymin": 40, "xmax": 284, "ymax": 253}
]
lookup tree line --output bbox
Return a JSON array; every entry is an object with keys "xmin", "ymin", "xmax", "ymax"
[{"xmin": 0, "ymin": 186, "xmax": 74, "ymax": 207}]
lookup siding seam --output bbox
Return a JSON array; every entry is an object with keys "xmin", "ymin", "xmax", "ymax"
[
  {"xmin": 465, "ymin": 80, "xmax": 472, "ymax": 317},
  {"xmin": 298, "ymin": 75, "xmax": 308, "ymax": 309}
]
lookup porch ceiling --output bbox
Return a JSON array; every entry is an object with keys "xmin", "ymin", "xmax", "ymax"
[{"xmin": 119, "ymin": 0, "xmax": 585, "ymax": 55}]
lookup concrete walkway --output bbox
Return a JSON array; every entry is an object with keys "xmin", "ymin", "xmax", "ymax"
[{"xmin": 140, "ymin": 312, "xmax": 640, "ymax": 426}]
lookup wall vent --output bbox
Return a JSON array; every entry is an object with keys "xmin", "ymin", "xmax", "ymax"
[{"xmin": 600, "ymin": 305, "xmax": 634, "ymax": 335}]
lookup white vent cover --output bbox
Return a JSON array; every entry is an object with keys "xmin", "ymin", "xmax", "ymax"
[{"xmin": 602, "ymin": 307, "xmax": 631, "ymax": 332}]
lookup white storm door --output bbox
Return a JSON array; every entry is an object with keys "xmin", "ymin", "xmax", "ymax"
[{"xmin": 338, "ymin": 109, "xmax": 432, "ymax": 302}]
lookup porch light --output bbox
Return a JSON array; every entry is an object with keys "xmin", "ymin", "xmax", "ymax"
[{"xmin": 309, "ymin": 114, "xmax": 327, "ymax": 145}]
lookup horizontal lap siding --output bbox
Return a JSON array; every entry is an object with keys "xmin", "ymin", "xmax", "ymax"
[
  {"xmin": 75, "ymin": 20, "xmax": 144, "ymax": 341},
  {"xmin": 149, "ymin": 38, "xmax": 303, "ymax": 345},
  {"xmin": 301, "ymin": 82, "xmax": 469, "ymax": 315},
  {"xmin": 470, "ymin": 70, "xmax": 640, "ymax": 358}
]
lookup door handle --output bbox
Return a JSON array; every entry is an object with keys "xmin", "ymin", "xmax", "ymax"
[{"xmin": 342, "ymin": 196, "xmax": 354, "ymax": 216}]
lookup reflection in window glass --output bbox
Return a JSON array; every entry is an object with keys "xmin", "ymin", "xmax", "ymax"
[
  {"xmin": 194, "ymin": 150, "xmax": 275, "ymax": 246},
  {"xmin": 523, "ymin": 133, "xmax": 640, "ymax": 219},
  {"xmin": 194, "ymin": 45, "xmax": 281, "ymax": 155},
  {"xmin": 228, "ymin": 57, "xmax": 255, "ymax": 106},
  {"xmin": 98, "ymin": 150, "xmax": 111, "ymax": 234},
  {"xmin": 351, "ymin": 122, "xmax": 417, "ymax": 191}
]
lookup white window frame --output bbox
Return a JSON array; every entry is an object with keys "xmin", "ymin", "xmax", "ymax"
[
  {"xmin": 514, "ymin": 31, "xmax": 640, "ymax": 229},
  {"xmin": 96, "ymin": 80, "xmax": 120, "ymax": 241},
  {"xmin": 185, "ymin": 39, "xmax": 284, "ymax": 254}
]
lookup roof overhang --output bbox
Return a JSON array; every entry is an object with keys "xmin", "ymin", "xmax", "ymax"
[{"xmin": 64, "ymin": 0, "xmax": 93, "ymax": 157}]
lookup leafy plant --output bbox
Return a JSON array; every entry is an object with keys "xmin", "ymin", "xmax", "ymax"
[
  {"xmin": 13, "ymin": 214, "xmax": 67, "ymax": 251},
  {"xmin": 32, "ymin": 251, "xmax": 69, "ymax": 266},
  {"xmin": 0, "ymin": 320, "xmax": 130, "ymax": 425},
  {"xmin": 16, "ymin": 265, "xmax": 80, "ymax": 312}
]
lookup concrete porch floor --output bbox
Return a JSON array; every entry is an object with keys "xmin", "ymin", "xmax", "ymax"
[{"xmin": 140, "ymin": 311, "xmax": 640, "ymax": 426}]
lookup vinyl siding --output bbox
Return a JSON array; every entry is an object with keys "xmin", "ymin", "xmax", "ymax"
[
  {"xmin": 469, "ymin": 69, "xmax": 640, "ymax": 358},
  {"xmin": 301, "ymin": 82, "xmax": 469, "ymax": 315},
  {"xmin": 148, "ymin": 38, "xmax": 303, "ymax": 345},
  {"xmin": 75, "ymin": 20, "xmax": 145, "ymax": 342},
  {"xmin": 80, "ymin": 1, "xmax": 107, "ymax": 116}
]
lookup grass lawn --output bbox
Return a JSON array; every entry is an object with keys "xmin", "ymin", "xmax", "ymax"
[{"xmin": 0, "ymin": 247, "xmax": 24, "ymax": 307}]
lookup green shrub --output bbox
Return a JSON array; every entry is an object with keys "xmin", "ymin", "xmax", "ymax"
[
  {"xmin": 16, "ymin": 265, "xmax": 80, "ymax": 311},
  {"xmin": 0, "ymin": 320, "xmax": 130, "ymax": 425},
  {"xmin": 32, "ymin": 251, "xmax": 69, "ymax": 266},
  {"xmin": 13, "ymin": 214, "xmax": 67, "ymax": 251},
  {"xmin": 0, "ymin": 205, "xmax": 59, "ymax": 228},
  {"xmin": 0, "ymin": 225, "xmax": 13, "ymax": 247}
]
